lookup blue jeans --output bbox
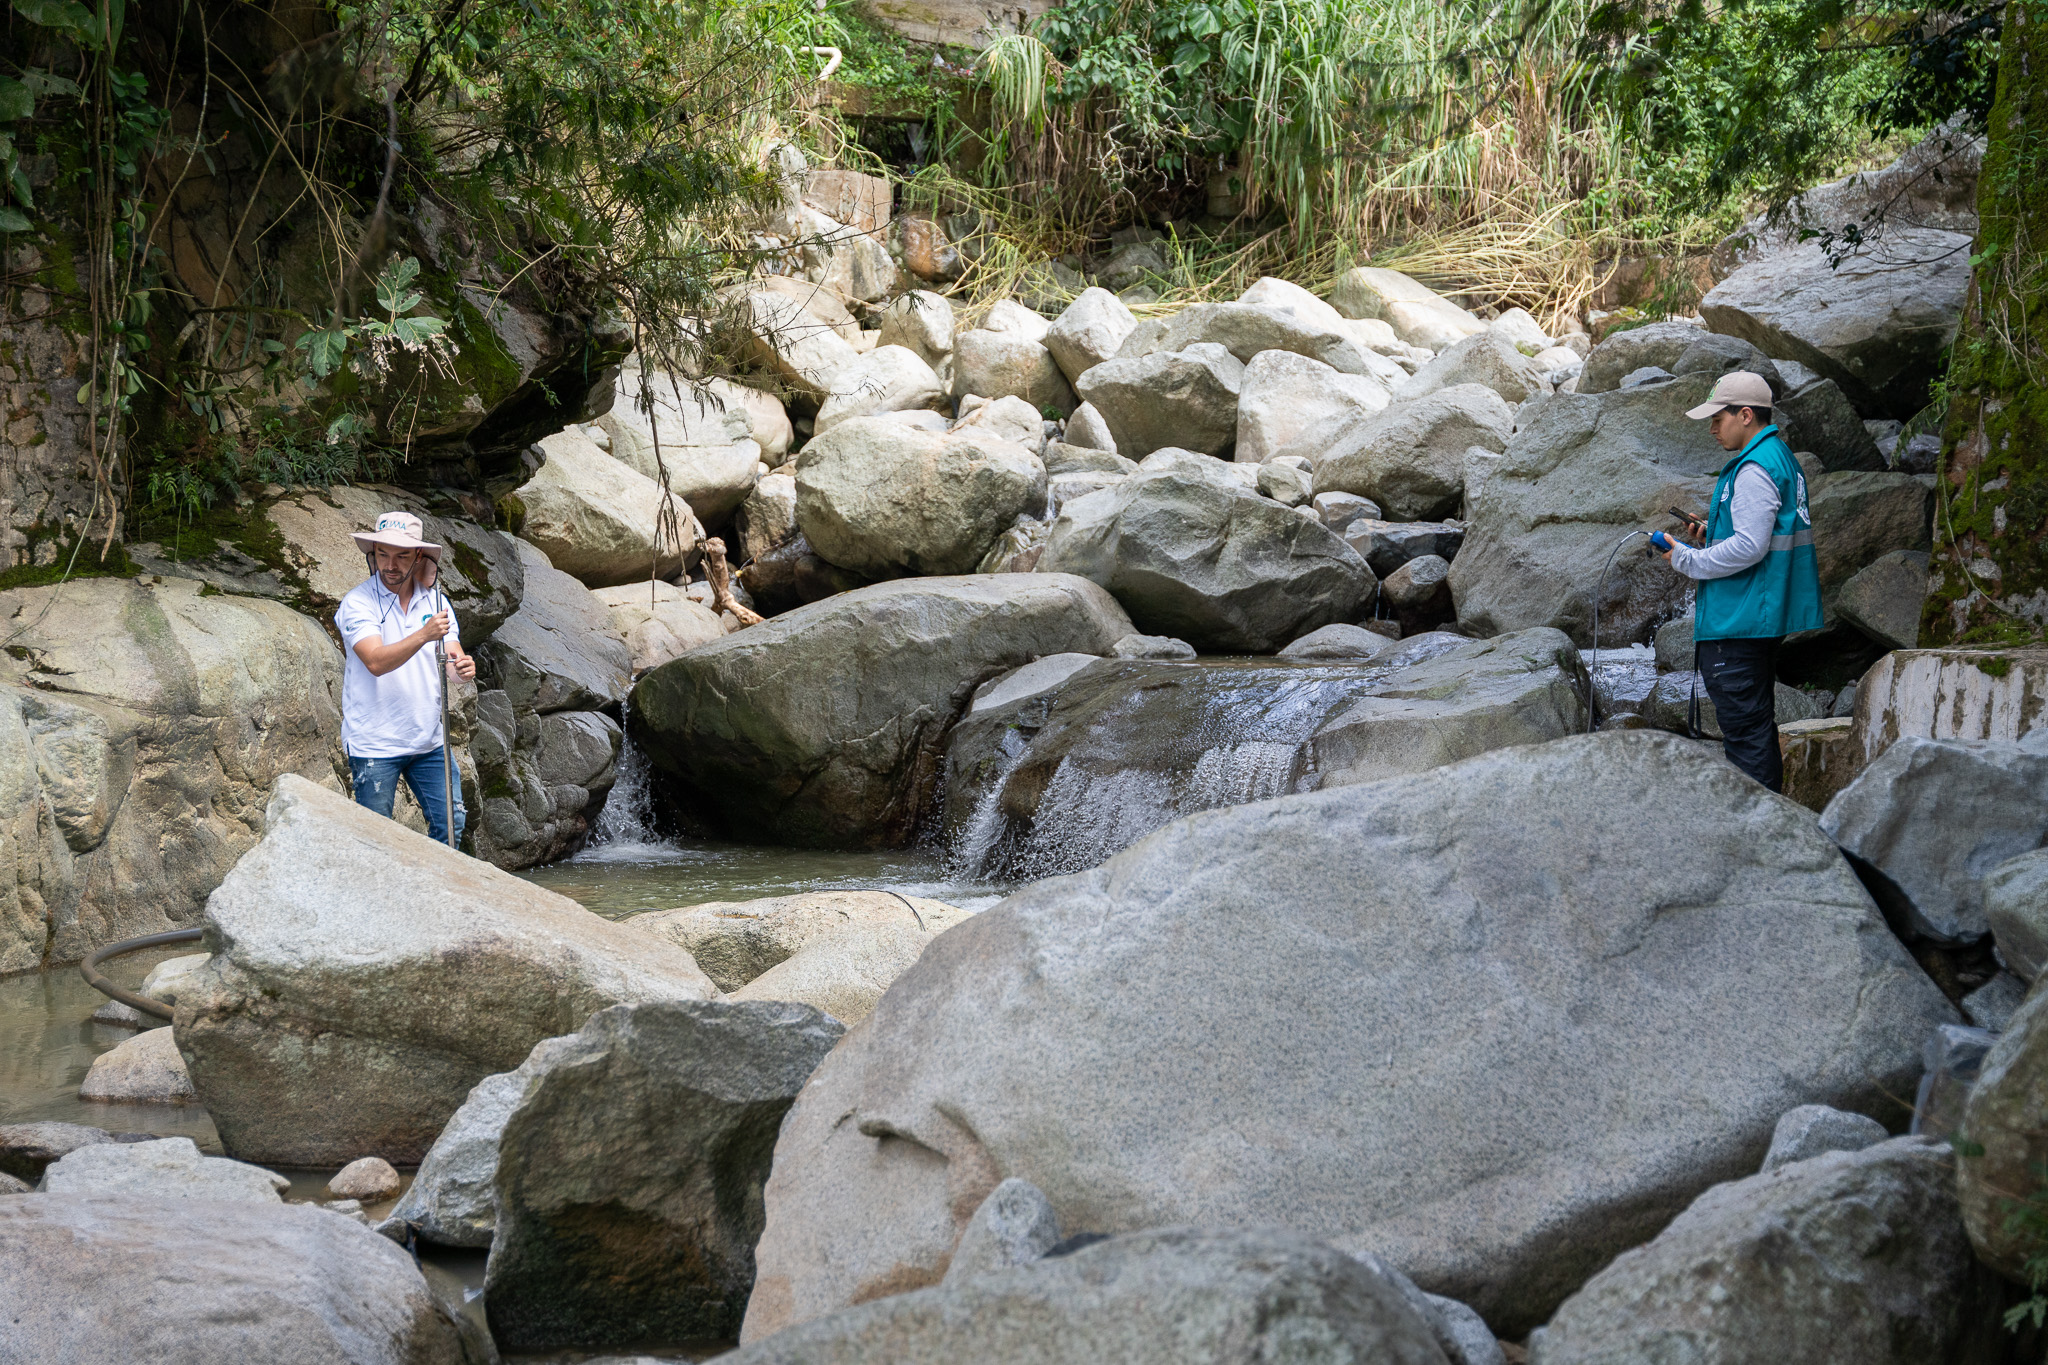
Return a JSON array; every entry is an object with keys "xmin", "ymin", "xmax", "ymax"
[{"xmin": 349, "ymin": 747, "xmax": 467, "ymax": 847}]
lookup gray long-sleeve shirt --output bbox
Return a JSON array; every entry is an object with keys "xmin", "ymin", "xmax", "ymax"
[{"xmin": 1670, "ymin": 463, "xmax": 1780, "ymax": 580}]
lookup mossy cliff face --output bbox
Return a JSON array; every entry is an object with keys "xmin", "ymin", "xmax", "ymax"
[{"xmin": 1927, "ymin": 0, "xmax": 2048, "ymax": 646}]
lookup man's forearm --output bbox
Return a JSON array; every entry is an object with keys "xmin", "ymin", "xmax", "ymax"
[{"xmin": 354, "ymin": 627, "xmax": 433, "ymax": 676}]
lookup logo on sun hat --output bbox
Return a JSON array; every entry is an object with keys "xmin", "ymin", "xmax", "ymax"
[
  {"xmin": 1684, "ymin": 371, "xmax": 1775, "ymax": 420},
  {"xmin": 349, "ymin": 510, "xmax": 443, "ymax": 561}
]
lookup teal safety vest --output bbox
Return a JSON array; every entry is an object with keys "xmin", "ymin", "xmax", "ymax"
[{"xmin": 1694, "ymin": 426, "xmax": 1825, "ymax": 642}]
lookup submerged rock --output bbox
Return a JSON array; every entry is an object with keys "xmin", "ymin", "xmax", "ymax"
[
  {"xmin": 77, "ymin": 1027, "xmax": 194, "ymax": 1104},
  {"xmin": 484, "ymin": 1000, "xmax": 844, "ymax": 1351},
  {"xmin": 941, "ymin": 629, "xmax": 1586, "ymax": 879},
  {"xmin": 749, "ymin": 733, "xmax": 1951, "ymax": 1338},
  {"xmin": 629, "ymin": 575, "xmax": 1133, "ymax": 848},
  {"xmin": 731, "ymin": 1227, "xmax": 1452, "ymax": 1363},
  {"xmin": 0, "ymin": 1195, "xmax": 484, "ymax": 1362},
  {"xmin": 176, "ymin": 775, "xmax": 716, "ymax": 1166},
  {"xmin": 1531, "ymin": 1139, "xmax": 2000, "ymax": 1365}
]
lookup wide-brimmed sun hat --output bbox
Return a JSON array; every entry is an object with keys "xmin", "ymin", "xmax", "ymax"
[
  {"xmin": 1684, "ymin": 370, "xmax": 1775, "ymax": 420},
  {"xmin": 349, "ymin": 510, "xmax": 443, "ymax": 562}
]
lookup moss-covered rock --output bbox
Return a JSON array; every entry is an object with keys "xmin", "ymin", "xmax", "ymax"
[{"xmin": 1926, "ymin": 0, "xmax": 2048, "ymax": 646}]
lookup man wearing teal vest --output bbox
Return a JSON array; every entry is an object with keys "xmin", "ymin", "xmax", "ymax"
[{"xmin": 1658, "ymin": 371, "xmax": 1824, "ymax": 792}]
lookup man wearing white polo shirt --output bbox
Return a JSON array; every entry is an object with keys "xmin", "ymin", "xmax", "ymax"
[{"xmin": 335, "ymin": 511, "xmax": 477, "ymax": 846}]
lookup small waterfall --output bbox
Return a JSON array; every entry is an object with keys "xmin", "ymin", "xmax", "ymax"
[
  {"xmin": 587, "ymin": 701, "xmax": 671, "ymax": 856},
  {"xmin": 946, "ymin": 739, "xmax": 1032, "ymax": 878},
  {"xmin": 957, "ymin": 736, "xmax": 1313, "ymax": 881}
]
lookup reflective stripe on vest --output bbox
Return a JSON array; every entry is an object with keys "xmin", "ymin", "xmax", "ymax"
[{"xmin": 1693, "ymin": 427, "xmax": 1827, "ymax": 642}]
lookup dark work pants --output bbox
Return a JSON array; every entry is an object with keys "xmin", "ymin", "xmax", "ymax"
[{"xmin": 1698, "ymin": 637, "xmax": 1783, "ymax": 792}]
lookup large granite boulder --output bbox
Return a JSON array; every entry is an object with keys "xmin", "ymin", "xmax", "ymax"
[
  {"xmin": 951, "ymin": 329, "xmax": 1077, "ymax": 417},
  {"xmin": 1036, "ymin": 470, "xmax": 1375, "ymax": 652},
  {"xmin": 1712, "ymin": 121, "xmax": 1984, "ymax": 276},
  {"xmin": 731, "ymin": 1228, "xmax": 1453, "ymax": 1363},
  {"xmin": 42, "ymin": 1135, "xmax": 284, "ymax": 1200},
  {"xmin": 1776, "ymin": 376, "xmax": 1886, "ymax": 472},
  {"xmin": 1987, "ymin": 850, "xmax": 2048, "ymax": 982},
  {"xmin": 1449, "ymin": 375, "xmax": 1732, "ymax": 645},
  {"xmin": 485, "ymin": 1000, "xmax": 844, "ymax": 1351},
  {"xmin": 1577, "ymin": 325, "xmax": 1783, "ymax": 398},
  {"xmin": 1234, "ymin": 350, "xmax": 1391, "ymax": 466},
  {"xmin": 747, "ymin": 732, "xmax": 1953, "ymax": 1339},
  {"xmin": 1836, "ymin": 549, "xmax": 1932, "ymax": 650},
  {"xmin": 592, "ymin": 362, "xmax": 763, "ymax": 523},
  {"xmin": 813, "ymin": 345, "xmax": 950, "ymax": 435},
  {"xmin": 0, "ymin": 577, "xmax": 344, "ymax": 973},
  {"xmin": 629, "ymin": 575, "xmax": 1133, "ymax": 847},
  {"xmin": 1073, "ymin": 344, "xmax": 1245, "ymax": 459},
  {"xmin": 743, "ymin": 288, "xmax": 863, "ymax": 405},
  {"xmin": 0, "ymin": 1195, "xmax": 484, "ymax": 1363},
  {"xmin": 943, "ymin": 629, "xmax": 1587, "ymax": 877},
  {"xmin": 591, "ymin": 581, "xmax": 726, "ymax": 674},
  {"xmin": 377, "ymin": 1055, "xmax": 546, "ymax": 1248},
  {"xmin": 1819, "ymin": 734, "xmax": 2048, "ymax": 942},
  {"xmin": 795, "ymin": 417, "xmax": 1047, "ymax": 577},
  {"xmin": 735, "ymin": 471, "xmax": 800, "ymax": 564},
  {"xmin": 1808, "ymin": 471, "xmax": 1935, "ymax": 616},
  {"xmin": 626, "ymin": 890, "xmax": 971, "ymax": 992},
  {"xmin": 175, "ymin": 775, "xmax": 716, "ymax": 1165},
  {"xmin": 510, "ymin": 427, "xmax": 697, "ymax": 587},
  {"xmin": 1394, "ymin": 331, "xmax": 1547, "ymax": 404},
  {"xmin": 877, "ymin": 290, "xmax": 956, "ymax": 374},
  {"xmin": 1699, "ymin": 232, "xmax": 1974, "ymax": 417},
  {"xmin": 474, "ymin": 539, "xmax": 633, "ymax": 715},
  {"xmin": 1329, "ymin": 266, "xmax": 1487, "ymax": 350},
  {"xmin": 1311, "ymin": 385, "xmax": 1515, "ymax": 520},
  {"xmin": 1532, "ymin": 1138, "xmax": 2001, "ymax": 1365},
  {"xmin": 1045, "ymin": 286, "xmax": 1137, "ymax": 383}
]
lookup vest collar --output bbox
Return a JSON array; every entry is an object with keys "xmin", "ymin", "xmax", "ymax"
[{"xmin": 1718, "ymin": 424, "xmax": 1782, "ymax": 477}]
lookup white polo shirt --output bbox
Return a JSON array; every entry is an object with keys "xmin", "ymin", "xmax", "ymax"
[{"xmin": 335, "ymin": 576, "xmax": 460, "ymax": 758}]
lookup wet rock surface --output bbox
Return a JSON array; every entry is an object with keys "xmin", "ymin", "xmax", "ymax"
[
  {"xmin": 942, "ymin": 629, "xmax": 1587, "ymax": 878},
  {"xmin": 629, "ymin": 575, "xmax": 1132, "ymax": 848}
]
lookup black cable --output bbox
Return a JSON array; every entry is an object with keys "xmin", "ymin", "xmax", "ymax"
[{"xmin": 1587, "ymin": 529, "xmax": 1651, "ymax": 734}]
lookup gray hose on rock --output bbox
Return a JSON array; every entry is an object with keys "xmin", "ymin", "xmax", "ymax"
[{"xmin": 79, "ymin": 927, "xmax": 204, "ymax": 1020}]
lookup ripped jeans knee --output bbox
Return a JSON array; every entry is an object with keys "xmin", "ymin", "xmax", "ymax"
[{"xmin": 347, "ymin": 746, "xmax": 467, "ymax": 849}]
